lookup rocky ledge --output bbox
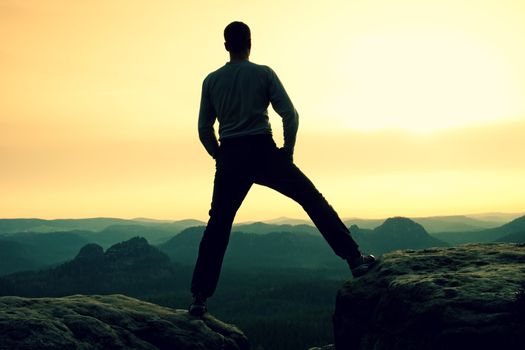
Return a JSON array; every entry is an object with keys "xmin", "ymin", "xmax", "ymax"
[
  {"xmin": 0, "ymin": 294, "xmax": 249, "ymax": 350},
  {"xmin": 334, "ymin": 243, "xmax": 525, "ymax": 350}
]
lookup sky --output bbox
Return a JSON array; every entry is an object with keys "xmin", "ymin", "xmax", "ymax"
[{"xmin": 1, "ymin": 0, "xmax": 525, "ymax": 221}]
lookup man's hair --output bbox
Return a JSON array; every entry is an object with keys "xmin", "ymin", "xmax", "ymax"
[{"xmin": 224, "ymin": 21, "xmax": 251, "ymax": 53}]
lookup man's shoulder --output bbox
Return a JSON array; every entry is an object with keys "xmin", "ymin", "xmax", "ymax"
[
  {"xmin": 246, "ymin": 61, "xmax": 275, "ymax": 74},
  {"xmin": 201, "ymin": 64, "xmax": 225, "ymax": 82},
  {"xmin": 201, "ymin": 62, "xmax": 277, "ymax": 91},
  {"xmin": 205, "ymin": 61, "xmax": 274, "ymax": 78},
  {"xmin": 203, "ymin": 66, "xmax": 223, "ymax": 83}
]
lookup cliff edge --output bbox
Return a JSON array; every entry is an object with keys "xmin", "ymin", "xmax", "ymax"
[
  {"xmin": 334, "ymin": 243, "xmax": 525, "ymax": 350},
  {"xmin": 0, "ymin": 294, "xmax": 249, "ymax": 350}
]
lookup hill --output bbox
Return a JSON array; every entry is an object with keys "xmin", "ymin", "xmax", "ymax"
[
  {"xmin": 0, "ymin": 217, "xmax": 203, "ymax": 237},
  {"xmin": 0, "ymin": 231, "xmax": 90, "ymax": 275},
  {"xmin": 160, "ymin": 218, "xmax": 448, "ymax": 269},
  {"xmin": 158, "ymin": 227, "xmax": 338, "ymax": 269},
  {"xmin": 0, "ymin": 223, "xmax": 192, "ymax": 276},
  {"xmin": 431, "ymin": 215, "xmax": 525, "ymax": 245},
  {"xmin": 263, "ymin": 215, "xmax": 505, "ymax": 233},
  {"xmin": 493, "ymin": 216, "xmax": 525, "ymax": 243},
  {"xmin": 261, "ymin": 216, "xmax": 313, "ymax": 225},
  {"xmin": 497, "ymin": 231, "xmax": 525, "ymax": 243},
  {"xmin": 0, "ymin": 217, "xmax": 136, "ymax": 234},
  {"xmin": 410, "ymin": 215, "xmax": 501, "ymax": 232},
  {"xmin": 0, "ymin": 239, "xmax": 38, "ymax": 275},
  {"xmin": 467, "ymin": 211, "xmax": 525, "ymax": 223},
  {"xmin": 232, "ymin": 221, "xmax": 319, "ymax": 235},
  {"xmin": 350, "ymin": 217, "xmax": 448, "ymax": 255},
  {"xmin": 75, "ymin": 224, "xmax": 176, "ymax": 247},
  {"xmin": 0, "ymin": 237, "xmax": 179, "ymax": 297},
  {"xmin": 345, "ymin": 215, "xmax": 501, "ymax": 233}
]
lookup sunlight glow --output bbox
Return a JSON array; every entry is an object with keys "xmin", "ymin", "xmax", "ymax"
[
  {"xmin": 1, "ymin": 0, "xmax": 524, "ymax": 219},
  {"xmin": 326, "ymin": 30, "xmax": 519, "ymax": 132}
]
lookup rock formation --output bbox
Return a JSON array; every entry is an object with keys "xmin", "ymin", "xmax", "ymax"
[
  {"xmin": 333, "ymin": 243, "xmax": 525, "ymax": 350},
  {"xmin": 0, "ymin": 237, "xmax": 178, "ymax": 297},
  {"xmin": 0, "ymin": 294, "xmax": 249, "ymax": 350}
]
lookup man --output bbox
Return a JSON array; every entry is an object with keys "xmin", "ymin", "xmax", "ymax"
[{"xmin": 189, "ymin": 21, "xmax": 376, "ymax": 317}]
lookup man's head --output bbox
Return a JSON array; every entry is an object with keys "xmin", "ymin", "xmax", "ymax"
[{"xmin": 224, "ymin": 21, "xmax": 251, "ymax": 57}]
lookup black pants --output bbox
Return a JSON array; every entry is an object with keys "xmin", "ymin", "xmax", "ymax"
[{"xmin": 191, "ymin": 134, "xmax": 361, "ymax": 298}]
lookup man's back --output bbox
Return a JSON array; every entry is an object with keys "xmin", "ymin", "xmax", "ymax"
[
  {"xmin": 203, "ymin": 60, "xmax": 274, "ymax": 140},
  {"xmin": 198, "ymin": 60, "xmax": 298, "ymax": 159}
]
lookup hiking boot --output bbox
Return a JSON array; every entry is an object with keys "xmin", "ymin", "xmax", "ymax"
[
  {"xmin": 347, "ymin": 254, "xmax": 377, "ymax": 277},
  {"xmin": 188, "ymin": 294, "xmax": 207, "ymax": 317}
]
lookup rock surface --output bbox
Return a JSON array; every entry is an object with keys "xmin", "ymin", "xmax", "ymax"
[
  {"xmin": 334, "ymin": 243, "xmax": 525, "ymax": 350},
  {"xmin": 0, "ymin": 294, "xmax": 249, "ymax": 350}
]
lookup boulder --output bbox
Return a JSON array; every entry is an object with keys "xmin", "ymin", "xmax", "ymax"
[
  {"xmin": 0, "ymin": 294, "xmax": 249, "ymax": 350},
  {"xmin": 334, "ymin": 243, "xmax": 525, "ymax": 350}
]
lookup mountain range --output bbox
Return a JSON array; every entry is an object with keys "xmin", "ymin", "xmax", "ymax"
[
  {"xmin": 1, "ymin": 214, "xmax": 524, "ymax": 277},
  {"xmin": 0, "ymin": 217, "xmax": 203, "ymax": 235},
  {"xmin": 240, "ymin": 214, "xmax": 522, "ymax": 233},
  {"xmin": 158, "ymin": 227, "xmax": 337, "ymax": 269},
  {"xmin": 430, "ymin": 215, "xmax": 525, "ymax": 245},
  {"xmin": 2, "ymin": 212, "xmax": 522, "ymax": 235},
  {"xmin": 0, "ymin": 217, "xmax": 449, "ymax": 293},
  {"xmin": 158, "ymin": 217, "xmax": 448, "ymax": 268}
]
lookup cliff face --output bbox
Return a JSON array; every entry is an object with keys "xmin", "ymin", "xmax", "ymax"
[
  {"xmin": 0, "ymin": 294, "xmax": 249, "ymax": 350},
  {"xmin": 333, "ymin": 243, "xmax": 525, "ymax": 350}
]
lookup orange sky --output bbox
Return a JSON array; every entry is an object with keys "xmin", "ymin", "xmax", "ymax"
[{"xmin": 1, "ymin": 0, "xmax": 524, "ymax": 221}]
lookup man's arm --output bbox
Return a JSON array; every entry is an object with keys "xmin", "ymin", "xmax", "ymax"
[
  {"xmin": 198, "ymin": 78, "xmax": 220, "ymax": 159},
  {"xmin": 267, "ymin": 68, "xmax": 299, "ymax": 157}
]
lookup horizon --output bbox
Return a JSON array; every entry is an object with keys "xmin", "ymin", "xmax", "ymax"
[
  {"xmin": 1, "ymin": 210, "xmax": 524, "ymax": 224},
  {"xmin": 2, "ymin": 0, "xmax": 525, "ymax": 220}
]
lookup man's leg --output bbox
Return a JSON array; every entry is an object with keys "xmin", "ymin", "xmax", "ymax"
[
  {"xmin": 255, "ymin": 149, "xmax": 361, "ymax": 261},
  {"xmin": 191, "ymin": 163, "xmax": 252, "ymax": 299}
]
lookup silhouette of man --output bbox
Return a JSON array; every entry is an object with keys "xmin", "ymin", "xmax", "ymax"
[{"xmin": 189, "ymin": 21, "xmax": 376, "ymax": 316}]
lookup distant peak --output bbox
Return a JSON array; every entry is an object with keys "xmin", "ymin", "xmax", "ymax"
[
  {"xmin": 126, "ymin": 236, "xmax": 148, "ymax": 244},
  {"xmin": 105, "ymin": 236, "xmax": 150, "ymax": 254},
  {"xmin": 383, "ymin": 217, "xmax": 418, "ymax": 225},
  {"xmin": 377, "ymin": 217, "xmax": 428, "ymax": 235},
  {"xmin": 75, "ymin": 243, "xmax": 104, "ymax": 260}
]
